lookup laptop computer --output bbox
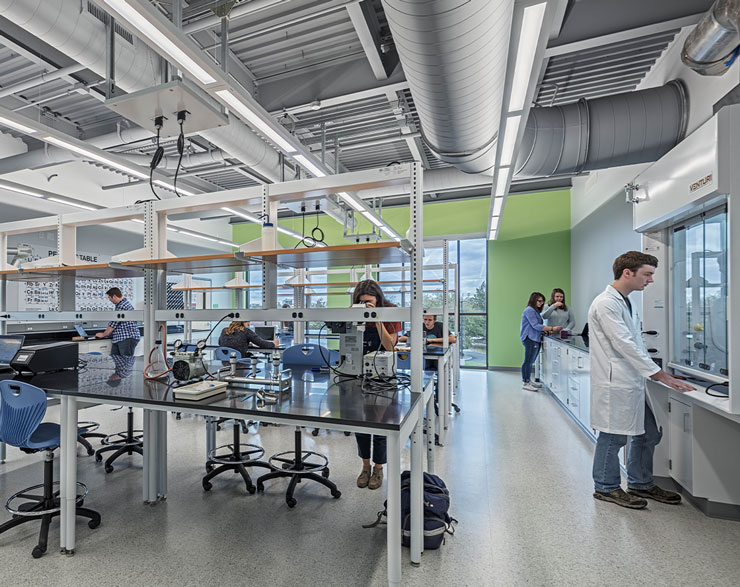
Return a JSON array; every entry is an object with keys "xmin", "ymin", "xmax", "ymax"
[
  {"xmin": 0, "ymin": 334, "xmax": 25, "ymax": 372},
  {"xmin": 74, "ymin": 324, "xmax": 97, "ymax": 340},
  {"xmin": 254, "ymin": 326, "xmax": 276, "ymax": 341}
]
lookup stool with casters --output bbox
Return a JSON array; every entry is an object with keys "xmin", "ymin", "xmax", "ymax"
[
  {"xmin": 94, "ymin": 407, "xmax": 143, "ymax": 473},
  {"xmin": 0, "ymin": 381, "xmax": 101, "ymax": 558}
]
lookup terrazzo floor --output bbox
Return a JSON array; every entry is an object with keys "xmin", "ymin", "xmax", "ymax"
[{"xmin": 1, "ymin": 370, "xmax": 740, "ymax": 587}]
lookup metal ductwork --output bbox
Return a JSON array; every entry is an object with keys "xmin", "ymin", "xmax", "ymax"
[
  {"xmin": 0, "ymin": 0, "xmax": 281, "ymax": 181},
  {"xmin": 515, "ymin": 81, "xmax": 688, "ymax": 178},
  {"xmin": 682, "ymin": 0, "xmax": 740, "ymax": 75},
  {"xmin": 381, "ymin": 0, "xmax": 513, "ymax": 174}
]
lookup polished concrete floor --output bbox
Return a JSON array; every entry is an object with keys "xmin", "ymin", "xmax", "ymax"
[{"xmin": 2, "ymin": 370, "xmax": 740, "ymax": 586}]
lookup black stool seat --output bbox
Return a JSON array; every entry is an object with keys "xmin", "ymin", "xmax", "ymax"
[
  {"xmin": 256, "ymin": 427, "xmax": 341, "ymax": 508},
  {"xmin": 202, "ymin": 424, "xmax": 271, "ymax": 494},
  {"xmin": 94, "ymin": 407, "xmax": 143, "ymax": 473}
]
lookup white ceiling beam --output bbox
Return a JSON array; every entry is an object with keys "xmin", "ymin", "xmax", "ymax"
[
  {"xmin": 346, "ymin": 1, "xmax": 388, "ymax": 80},
  {"xmin": 273, "ymin": 81, "xmax": 410, "ymax": 116},
  {"xmin": 544, "ymin": 13, "xmax": 703, "ymax": 58}
]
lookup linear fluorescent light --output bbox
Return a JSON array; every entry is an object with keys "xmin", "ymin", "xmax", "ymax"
[
  {"xmin": 489, "ymin": 229, "xmax": 498, "ymax": 240},
  {"xmin": 48, "ymin": 197, "xmax": 96, "ymax": 211},
  {"xmin": 216, "ymin": 89, "xmax": 296, "ymax": 153},
  {"xmin": 490, "ymin": 216, "xmax": 500, "ymax": 231},
  {"xmin": 338, "ymin": 191, "xmax": 365, "ymax": 212},
  {"xmin": 499, "ymin": 115, "xmax": 521, "ymax": 167},
  {"xmin": 217, "ymin": 240, "xmax": 238, "ymax": 246},
  {"xmin": 508, "ymin": 3, "xmax": 547, "ymax": 112},
  {"xmin": 492, "ymin": 197, "xmax": 504, "ymax": 217},
  {"xmin": 43, "ymin": 136, "xmax": 149, "ymax": 180},
  {"xmin": 293, "ymin": 154, "xmax": 326, "ymax": 177},
  {"xmin": 153, "ymin": 179, "xmax": 195, "ymax": 197},
  {"xmin": 361, "ymin": 210, "xmax": 385, "ymax": 228},
  {"xmin": 0, "ymin": 183, "xmax": 44, "ymax": 198},
  {"xmin": 221, "ymin": 206, "xmax": 261, "ymax": 223},
  {"xmin": 103, "ymin": 0, "xmax": 217, "ymax": 85},
  {"xmin": 0, "ymin": 115, "xmax": 37, "ymax": 135},
  {"xmin": 495, "ymin": 168, "xmax": 510, "ymax": 197},
  {"xmin": 178, "ymin": 231, "xmax": 219, "ymax": 243}
]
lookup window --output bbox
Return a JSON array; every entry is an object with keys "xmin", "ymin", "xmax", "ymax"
[
  {"xmin": 670, "ymin": 207, "xmax": 728, "ymax": 380},
  {"xmin": 458, "ymin": 239, "xmax": 487, "ymax": 368}
]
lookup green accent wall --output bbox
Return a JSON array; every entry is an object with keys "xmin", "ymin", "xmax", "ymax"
[{"xmin": 487, "ymin": 190, "xmax": 571, "ymax": 368}]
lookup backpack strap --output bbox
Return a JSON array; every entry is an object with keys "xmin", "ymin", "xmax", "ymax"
[{"xmin": 362, "ymin": 509, "xmax": 387, "ymax": 529}]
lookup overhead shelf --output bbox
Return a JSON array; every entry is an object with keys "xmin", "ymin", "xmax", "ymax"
[
  {"xmin": 0, "ymin": 263, "xmax": 143, "ymax": 281},
  {"xmin": 121, "ymin": 253, "xmax": 259, "ymax": 274},
  {"xmin": 236, "ymin": 242, "xmax": 409, "ymax": 269}
]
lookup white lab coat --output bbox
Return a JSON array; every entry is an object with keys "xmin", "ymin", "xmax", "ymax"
[{"xmin": 588, "ymin": 285, "xmax": 660, "ymax": 435}]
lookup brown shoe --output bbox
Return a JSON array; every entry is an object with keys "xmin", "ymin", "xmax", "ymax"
[
  {"xmin": 628, "ymin": 485, "xmax": 681, "ymax": 505},
  {"xmin": 357, "ymin": 467, "xmax": 371, "ymax": 488},
  {"xmin": 368, "ymin": 467, "xmax": 383, "ymax": 490},
  {"xmin": 593, "ymin": 488, "xmax": 647, "ymax": 509}
]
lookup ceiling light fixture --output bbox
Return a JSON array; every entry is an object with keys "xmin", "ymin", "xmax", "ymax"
[
  {"xmin": 102, "ymin": 0, "xmax": 217, "ymax": 85},
  {"xmin": 492, "ymin": 196, "xmax": 504, "ymax": 217},
  {"xmin": 215, "ymin": 89, "xmax": 297, "ymax": 153},
  {"xmin": 495, "ymin": 168, "xmax": 511, "ymax": 197},
  {"xmin": 499, "ymin": 115, "xmax": 522, "ymax": 167},
  {"xmin": 221, "ymin": 206, "xmax": 261, "ymax": 223},
  {"xmin": 48, "ymin": 197, "xmax": 97, "ymax": 211},
  {"xmin": 153, "ymin": 179, "xmax": 195, "ymax": 197},
  {"xmin": 361, "ymin": 210, "xmax": 385, "ymax": 228},
  {"xmin": 508, "ymin": 2, "xmax": 548, "ymax": 112},
  {"xmin": 337, "ymin": 191, "xmax": 365, "ymax": 212},
  {"xmin": 0, "ymin": 183, "xmax": 44, "ymax": 198},
  {"xmin": 43, "ymin": 136, "xmax": 149, "ymax": 180},
  {"xmin": 0, "ymin": 115, "xmax": 37, "ymax": 135},
  {"xmin": 293, "ymin": 154, "xmax": 326, "ymax": 178}
]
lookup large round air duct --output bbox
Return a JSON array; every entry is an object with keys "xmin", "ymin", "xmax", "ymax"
[
  {"xmin": 381, "ymin": 0, "xmax": 514, "ymax": 174},
  {"xmin": 682, "ymin": 0, "xmax": 740, "ymax": 76},
  {"xmin": 515, "ymin": 81, "xmax": 688, "ymax": 178}
]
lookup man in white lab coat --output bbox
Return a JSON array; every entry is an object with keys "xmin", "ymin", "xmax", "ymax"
[{"xmin": 589, "ymin": 251, "xmax": 695, "ymax": 509}]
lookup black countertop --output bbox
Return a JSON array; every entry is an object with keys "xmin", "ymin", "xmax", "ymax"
[
  {"xmin": 3, "ymin": 354, "xmax": 426, "ymax": 432},
  {"xmin": 544, "ymin": 334, "xmax": 590, "ymax": 353}
]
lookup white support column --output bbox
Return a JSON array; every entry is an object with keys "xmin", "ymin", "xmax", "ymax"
[
  {"xmin": 261, "ymin": 186, "xmax": 278, "ymax": 310},
  {"xmin": 293, "ymin": 268, "xmax": 306, "ymax": 344},
  {"xmin": 60, "ymin": 395, "xmax": 78, "ymax": 553},
  {"xmin": 409, "ymin": 162, "xmax": 424, "ymax": 415},
  {"xmin": 410, "ymin": 401, "xmax": 424, "ymax": 563},
  {"xmin": 0, "ymin": 233, "xmax": 9, "ymax": 271},
  {"xmin": 57, "ymin": 217, "xmax": 77, "ymax": 266},
  {"xmin": 386, "ymin": 432, "xmax": 402, "ymax": 586},
  {"xmin": 157, "ymin": 410, "xmax": 167, "ymax": 500}
]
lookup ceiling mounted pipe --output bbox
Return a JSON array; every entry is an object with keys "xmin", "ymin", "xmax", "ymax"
[
  {"xmin": 381, "ymin": 0, "xmax": 514, "ymax": 174},
  {"xmin": 515, "ymin": 81, "xmax": 688, "ymax": 178},
  {"xmin": 682, "ymin": 0, "xmax": 740, "ymax": 75},
  {"xmin": 0, "ymin": 0, "xmax": 281, "ymax": 181}
]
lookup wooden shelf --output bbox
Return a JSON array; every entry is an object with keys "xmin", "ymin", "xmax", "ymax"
[
  {"xmin": 121, "ymin": 253, "xmax": 257, "ymax": 274},
  {"xmin": 282, "ymin": 279, "xmax": 442, "ymax": 287},
  {"xmin": 0, "ymin": 263, "xmax": 143, "ymax": 281},
  {"xmin": 171, "ymin": 284, "xmax": 262, "ymax": 291},
  {"xmin": 235, "ymin": 242, "xmax": 408, "ymax": 269}
]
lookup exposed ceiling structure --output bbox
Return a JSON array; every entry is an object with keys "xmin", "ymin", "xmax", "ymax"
[{"xmin": 0, "ymin": 0, "xmax": 724, "ymax": 235}]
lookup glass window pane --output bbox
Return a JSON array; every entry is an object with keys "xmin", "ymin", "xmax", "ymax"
[
  {"xmin": 459, "ymin": 315, "xmax": 486, "ymax": 367},
  {"xmin": 460, "ymin": 239, "xmax": 487, "ymax": 312}
]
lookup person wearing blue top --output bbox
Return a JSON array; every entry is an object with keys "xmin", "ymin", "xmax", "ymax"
[
  {"xmin": 95, "ymin": 287, "xmax": 141, "ymax": 356},
  {"xmin": 520, "ymin": 291, "xmax": 560, "ymax": 391}
]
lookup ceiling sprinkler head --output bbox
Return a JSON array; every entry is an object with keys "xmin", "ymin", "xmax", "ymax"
[{"xmin": 310, "ymin": 99, "xmax": 321, "ymax": 111}]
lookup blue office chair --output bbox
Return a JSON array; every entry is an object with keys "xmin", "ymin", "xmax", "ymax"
[
  {"xmin": 256, "ymin": 343, "xmax": 341, "ymax": 507},
  {"xmin": 281, "ymin": 343, "xmax": 339, "ymax": 367},
  {"xmin": 214, "ymin": 346, "xmax": 247, "ymax": 362},
  {"xmin": 0, "ymin": 381, "xmax": 101, "ymax": 558}
]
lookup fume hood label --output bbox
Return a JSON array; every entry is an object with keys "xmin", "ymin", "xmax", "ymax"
[{"xmin": 689, "ymin": 173, "xmax": 712, "ymax": 193}]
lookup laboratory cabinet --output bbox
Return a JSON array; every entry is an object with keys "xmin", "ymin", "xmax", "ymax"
[{"xmin": 667, "ymin": 395, "xmax": 693, "ymax": 494}]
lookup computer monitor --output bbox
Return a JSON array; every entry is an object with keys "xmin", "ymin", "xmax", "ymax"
[
  {"xmin": 254, "ymin": 326, "xmax": 275, "ymax": 341},
  {"xmin": 0, "ymin": 334, "xmax": 25, "ymax": 366}
]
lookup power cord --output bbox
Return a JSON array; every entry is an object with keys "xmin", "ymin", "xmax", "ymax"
[
  {"xmin": 173, "ymin": 110, "xmax": 187, "ymax": 198},
  {"xmin": 148, "ymin": 116, "xmax": 165, "ymax": 201},
  {"xmin": 705, "ymin": 381, "xmax": 729, "ymax": 398}
]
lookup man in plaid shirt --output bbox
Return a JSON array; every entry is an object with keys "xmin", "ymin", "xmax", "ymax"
[{"xmin": 95, "ymin": 287, "xmax": 140, "ymax": 356}]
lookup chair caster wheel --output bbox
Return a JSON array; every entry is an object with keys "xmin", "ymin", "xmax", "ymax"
[
  {"xmin": 202, "ymin": 481, "xmax": 212, "ymax": 491},
  {"xmin": 256, "ymin": 483, "xmax": 264, "ymax": 493},
  {"xmin": 88, "ymin": 518, "xmax": 100, "ymax": 529},
  {"xmin": 286, "ymin": 498, "xmax": 297, "ymax": 508},
  {"xmin": 205, "ymin": 464, "xmax": 214, "ymax": 473},
  {"xmin": 247, "ymin": 486, "xmax": 256, "ymax": 495},
  {"xmin": 311, "ymin": 428, "xmax": 319, "ymax": 436},
  {"xmin": 86, "ymin": 447, "xmax": 94, "ymax": 456},
  {"xmin": 322, "ymin": 468, "xmax": 330, "ymax": 478},
  {"xmin": 343, "ymin": 431, "xmax": 351, "ymax": 436},
  {"xmin": 95, "ymin": 454, "xmax": 102, "ymax": 463},
  {"xmin": 331, "ymin": 490, "xmax": 342, "ymax": 499},
  {"xmin": 104, "ymin": 465, "xmax": 114, "ymax": 474},
  {"xmin": 32, "ymin": 546, "xmax": 46, "ymax": 558}
]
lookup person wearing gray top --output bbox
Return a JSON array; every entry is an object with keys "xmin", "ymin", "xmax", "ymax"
[
  {"xmin": 542, "ymin": 288, "xmax": 576, "ymax": 331},
  {"xmin": 218, "ymin": 321, "xmax": 279, "ymax": 356}
]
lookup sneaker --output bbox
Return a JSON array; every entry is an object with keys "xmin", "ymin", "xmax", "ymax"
[
  {"xmin": 368, "ymin": 467, "xmax": 384, "ymax": 490},
  {"xmin": 522, "ymin": 382, "xmax": 538, "ymax": 392},
  {"xmin": 357, "ymin": 468, "xmax": 371, "ymax": 488},
  {"xmin": 531, "ymin": 381, "xmax": 543, "ymax": 388},
  {"xmin": 593, "ymin": 488, "xmax": 647, "ymax": 509},
  {"xmin": 628, "ymin": 485, "xmax": 681, "ymax": 505}
]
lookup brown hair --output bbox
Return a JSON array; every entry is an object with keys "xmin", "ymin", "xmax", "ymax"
[
  {"xmin": 105, "ymin": 287, "xmax": 123, "ymax": 298},
  {"xmin": 352, "ymin": 279, "xmax": 394, "ymax": 308},
  {"xmin": 612, "ymin": 251, "xmax": 658, "ymax": 280},
  {"xmin": 223, "ymin": 321, "xmax": 246, "ymax": 336},
  {"xmin": 548, "ymin": 288, "xmax": 568, "ymax": 312},
  {"xmin": 527, "ymin": 291, "xmax": 546, "ymax": 312}
]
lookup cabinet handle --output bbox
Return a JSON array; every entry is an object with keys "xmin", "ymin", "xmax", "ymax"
[{"xmin": 683, "ymin": 413, "xmax": 690, "ymax": 433}]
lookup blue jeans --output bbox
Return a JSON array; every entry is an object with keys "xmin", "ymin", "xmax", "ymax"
[
  {"xmin": 521, "ymin": 338, "xmax": 541, "ymax": 383},
  {"xmin": 355, "ymin": 434, "xmax": 387, "ymax": 465},
  {"xmin": 112, "ymin": 338, "xmax": 138, "ymax": 357},
  {"xmin": 592, "ymin": 402, "xmax": 662, "ymax": 493}
]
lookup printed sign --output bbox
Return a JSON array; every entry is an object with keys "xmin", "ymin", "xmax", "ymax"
[{"xmin": 689, "ymin": 173, "xmax": 713, "ymax": 193}]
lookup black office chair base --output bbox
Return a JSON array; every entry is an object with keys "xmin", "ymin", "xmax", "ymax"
[
  {"xmin": 94, "ymin": 408, "xmax": 143, "ymax": 473},
  {"xmin": 1, "ymin": 453, "xmax": 100, "ymax": 558},
  {"xmin": 77, "ymin": 421, "xmax": 106, "ymax": 456},
  {"xmin": 202, "ymin": 425, "xmax": 270, "ymax": 494},
  {"xmin": 256, "ymin": 428, "xmax": 341, "ymax": 508},
  {"xmin": 311, "ymin": 428, "xmax": 352, "ymax": 437}
]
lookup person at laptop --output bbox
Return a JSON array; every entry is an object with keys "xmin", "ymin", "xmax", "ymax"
[
  {"xmin": 95, "ymin": 287, "xmax": 140, "ymax": 357},
  {"xmin": 398, "ymin": 314, "xmax": 456, "ymax": 345},
  {"xmin": 218, "ymin": 321, "xmax": 279, "ymax": 356}
]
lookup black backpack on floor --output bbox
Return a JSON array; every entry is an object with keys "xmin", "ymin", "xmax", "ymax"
[{"xmin": 364, "ymin": 470, "xmax": 457, "ymax": 550}]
